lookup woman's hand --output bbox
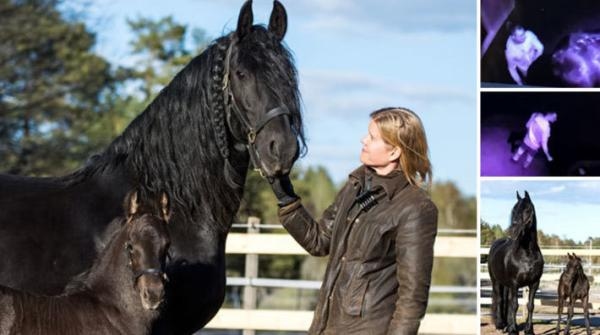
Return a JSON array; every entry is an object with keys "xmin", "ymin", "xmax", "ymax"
[{"xmin": 269, "ymin": 174, "xmax": 299, "ymax": 207}]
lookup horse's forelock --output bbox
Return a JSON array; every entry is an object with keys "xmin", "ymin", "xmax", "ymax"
[
  {"xmin": 236, "ymin": 26, "xmax": 306, "ymax": 156},
  {"xmin": 508, "ymin": 197, "xmax": 536, "ymax": 239}
]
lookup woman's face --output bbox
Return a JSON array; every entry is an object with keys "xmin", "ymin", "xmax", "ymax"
[{"xmin": 360, "ymin": 120, "xmax": 398, "ymax": 171}]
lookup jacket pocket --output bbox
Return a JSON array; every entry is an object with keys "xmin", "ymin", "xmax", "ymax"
[{"xmin": 342, "ymin": 277, "xmax": 369, "ymax": 316}]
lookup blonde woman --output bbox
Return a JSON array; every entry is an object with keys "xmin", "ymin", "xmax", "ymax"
[{"xmin": 270, "ymin": 107, "xmax": 438, "ymax": 335}]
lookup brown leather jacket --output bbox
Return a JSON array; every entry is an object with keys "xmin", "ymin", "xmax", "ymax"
[{"xmin": 278, "ymin": 166, "xmax": 438, "ymax": 335}]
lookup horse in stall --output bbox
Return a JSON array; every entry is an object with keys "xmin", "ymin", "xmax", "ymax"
[
  {"xmin": 0, "ymin": 191, "xmax": 171, "ymax": 334},
  {"xmin": 556, "ymin": 253, "xmax": 592, "ymax": 335},
  {"xmin": 488, "ymin": 191, "xmax": 544, "ymax": 335},
  {"xmin": 0, "ymin": 1, "xmax": 305, "ymax": 334}
]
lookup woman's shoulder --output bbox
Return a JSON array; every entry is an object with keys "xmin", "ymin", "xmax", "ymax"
[{"xmin": 392, "ymin": 184, "xmax": 438, "ymax": 214}]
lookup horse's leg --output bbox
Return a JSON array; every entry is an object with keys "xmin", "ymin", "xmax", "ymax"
[
  {"xmin": 501, "ymin": 284, "xmax": 509, "ymax": 329},
  {"xmin": 583, "ymin": 294, "xmax": 591, "ymax": 335},
  {"xmin": 556, "ymin": 295, "xmax": 563, "ymax": 334},
  {"xmin": 492, "ymin": 280, "xmax": 507, "ymax": 329},
  {"xmin": 507, "ymin": 287, "xmax": 519, "ymax": 335},
  {"xmin": 565, "ymin": 296, "xmax": 574, "ymax": 335},
  {"xmin": 524, "ymin": 281, "xmax": 539, "ymax": 335}
]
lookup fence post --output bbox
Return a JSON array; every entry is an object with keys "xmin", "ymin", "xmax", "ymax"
[
  {"xmin": 589, "ymin": 240, "xmax": 593, "ymax": 275},
  {"xmin": 243, "ymin": 216, "xmax": 260, "ymax": 335}
]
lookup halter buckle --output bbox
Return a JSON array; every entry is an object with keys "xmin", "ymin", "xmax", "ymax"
[
  {"xmin": 254, "ymin": 167, "xmax": 266, "ymax": 178},
  {"xmin": 247, "ymin": 130, "xmax": 256, "ymax": 144}
]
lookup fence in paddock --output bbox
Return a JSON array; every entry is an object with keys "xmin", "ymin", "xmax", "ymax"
[
  {"xmin": 480, "ymin": 246, "xmax": 600, "ymax": 313},
  {"xmin": 202, "ymin": 217, "xmax": 478, "ymax": 335}
]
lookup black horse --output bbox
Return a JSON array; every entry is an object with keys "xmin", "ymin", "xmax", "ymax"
[
  {"xmin": 488, "ymin": 191, "xmax": 544, "ymax": 335},
  {"xmin": 0, "ymin": 1, "xmax": 304, "ymax": 334},
  {"xmin": 0, "ymin": 191, "xmax": 171, "ymax": 334},
  {"xmin": 557, "ymin": 253, "xmax": 591, "ymax": 335}
]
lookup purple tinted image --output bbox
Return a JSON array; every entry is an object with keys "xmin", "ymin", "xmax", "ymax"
[
  {"xmin": 481, "ymin": 0, "xmax": 600, "ymax": 87},
  {"xmin": 481, "ymin": 92, "xmax": 600, "ymax": 176}
]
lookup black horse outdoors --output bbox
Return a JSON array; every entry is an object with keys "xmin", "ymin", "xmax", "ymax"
[
  {"xmin": 0, "ymin": 191, "xmax": 171, "ymax": 334},
  {"xmin": 488, "ymin": 191, "xmax": 544, "ymax": 335},
  {"xmin": 557, "ymin": 253, "xmax": 592, "ymax": 335},
  {"xmin": 0, "ymin": 1, "xmax": 304, "ymax": 334}
]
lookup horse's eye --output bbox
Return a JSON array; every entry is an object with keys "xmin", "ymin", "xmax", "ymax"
[
  {"xmin": 126, "ymin": 243, "xmax": 133, "ymax": 252},
  {"xmin": 236, "ymin": 70, "xmax": 246, "ymax": 79}
]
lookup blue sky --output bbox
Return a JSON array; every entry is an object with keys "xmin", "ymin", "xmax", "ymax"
[
  {"xmin": 82, "ymin": 0, "xmax": 476, "ymax": 195},
  {"xmin": 481, "ymin": 180, "xmax": 600, "ymax": 243}
]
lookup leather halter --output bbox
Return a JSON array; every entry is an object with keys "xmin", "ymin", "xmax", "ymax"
[
  {"xmin": 221, "ymin": 37, "xmax": 292, "ymax": 179},
  {"xmin": 124, "ymin": 216, "xmax": 169, "ymax": 284}
]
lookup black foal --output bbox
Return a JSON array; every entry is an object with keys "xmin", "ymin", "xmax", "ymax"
[
  {"xmin": 557, "ymin": 253, "xmax": 591, "ymax": 335},
  {"xmin": 0, "ymin": 191, "xmax": 170, "ymax": 334}
]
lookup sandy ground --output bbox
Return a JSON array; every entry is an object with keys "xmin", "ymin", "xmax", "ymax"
[{"xmin": 480, "ymin": 312, "xmax": 600, "ymax": 335}]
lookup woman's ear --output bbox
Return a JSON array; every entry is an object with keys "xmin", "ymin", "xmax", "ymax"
[{"xmin": 389, "ymin": 147, "xmax": 401, "ymax": 162}]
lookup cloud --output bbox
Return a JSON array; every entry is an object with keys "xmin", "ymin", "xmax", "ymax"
[
  {"xmin": 287, "ymin": 0, "xmax": 474, "ymax": 35},
  {"xmin": 299, "ymin": 69, "xmax": 472, "ymax": 120}
]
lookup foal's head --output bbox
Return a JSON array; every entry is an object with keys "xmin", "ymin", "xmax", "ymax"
[
  {"xmin": 124, "ymin": 191, "xmax": 171, "ymax": 310},
  {"xmin": 565, "ymin": 252, "xmax": 584, "ymax": 272}
]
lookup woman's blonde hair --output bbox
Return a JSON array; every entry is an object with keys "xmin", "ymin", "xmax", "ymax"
[{"xmin": 370, "ymin": 107, "xmax": 432, "ymax": 187}]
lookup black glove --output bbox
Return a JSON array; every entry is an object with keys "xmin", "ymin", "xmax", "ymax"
[{"xmin": 269, "ymin": 174, "xmax": 299, "ymax": 207}]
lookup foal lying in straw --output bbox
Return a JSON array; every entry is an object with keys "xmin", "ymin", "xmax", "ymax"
[{"xmin": 0, "ymin": 191, "xmax": 170, "ymax": 335}]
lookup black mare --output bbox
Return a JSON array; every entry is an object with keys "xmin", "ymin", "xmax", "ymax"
[
  {"xmin": 557, "ymin": 253, "xmax": 591, "ymax": 335},
  {"xmin": 0, "ymin": 1, "xmax": 304, "ymax": 334},
  {"xmin": 0, "ymin": 191, "xmax": 170, "ymax": 335},
  {"xmin": 488, "ymin": 191, "xmax": 544, "ymax": 335}
]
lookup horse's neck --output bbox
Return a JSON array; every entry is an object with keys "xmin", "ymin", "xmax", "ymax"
[
  {"xmin": 104, "ymin": 89, "xmax": 248, "ymax": 233},
  {"xmin": 517, "ymin": 225, "xmax": 540, "ymax": 250}
]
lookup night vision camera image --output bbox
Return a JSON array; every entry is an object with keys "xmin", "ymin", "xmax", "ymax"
[
  {"xmin": 481, "ymin": 92, "xmax": 600, "ymax": 176},
  {"xmin": 481, "ymin": 0, "xmax": 600, "ymax": 87}
]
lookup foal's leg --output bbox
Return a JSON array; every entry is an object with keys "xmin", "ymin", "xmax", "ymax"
[
  {"xmin": 492, "ymin": 281, "xmax": 507, "ymax": 329},
  {"xmin": 507, "ymin": 287, "xmax": 519, "ymax": 335},
  {"xmin": 565, "ymin": 296, "xmax": 574, "ymax": 335},
  {"xmin": 524, "ymin": 281, "xmax": 539, "ymax": 335},
  {"xmin": 556, "ymin": 295, "xmax": 563, "ymax": 335},
  {"xmin": 583, "ymin": 295, "xmax": 591, "ymax": 335}
]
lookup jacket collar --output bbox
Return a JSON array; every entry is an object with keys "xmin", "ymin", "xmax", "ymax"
[{"xmin": 349, "ymin": 165, "xmax": 410, "ymax": 200}]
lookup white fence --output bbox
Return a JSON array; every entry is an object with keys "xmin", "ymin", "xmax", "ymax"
[{"xmin": 202, "ymin": 219, "xmax": 478, "ymax": 334}]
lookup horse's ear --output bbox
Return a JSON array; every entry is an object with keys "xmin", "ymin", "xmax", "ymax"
[
  {"xmin": 127, "ymin": 191, "xmax": 139, "ymax": 218},
  {"xmin": 524, "ymin": 190, "xmax": 530, "ymax": 199},
  {"xmin": 237, "ymin": 0, "xmax": 253, "ymax": 39},
  {"xmin": 516, "ymin": 191, "xmax": 522, "ymax": 200},
  {"xmin": 268, "ymin": 0, "xmax": 287, "ymax": 41},
  {"xmin": 160, "ymin": 192, "xmax": 170, "ymax": 223}
]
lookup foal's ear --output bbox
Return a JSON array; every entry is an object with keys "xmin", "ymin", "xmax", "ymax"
[
  {"xmin": 128, "ymin": 191, "xmax": 139, "ymax": 217},
  {"xmin": 269, "ymin": 0, "xmax": 287, "ymax": 41},
  {"xmin": 160, "ymin": 192, "xmax": 170, "ymax": 222},
  {"xmin": 237, "ymin": 0, "xmax": 253, "ymax": 39}
]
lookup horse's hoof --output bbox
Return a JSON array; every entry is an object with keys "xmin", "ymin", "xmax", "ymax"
[{"xmin": 495, "ymin": 322, "xmax": 507, "ymax": 330}]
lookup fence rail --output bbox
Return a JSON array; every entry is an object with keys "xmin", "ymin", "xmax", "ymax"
[
  {"xmin": 228, "ymin": 234, "xmax": 477, "ymax": 258},
  {"xmin": 203, "ymin": 218, "xmax": 478, "ymax": 334}
]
